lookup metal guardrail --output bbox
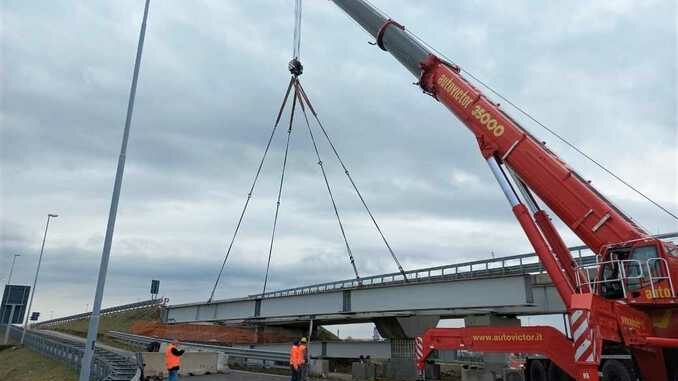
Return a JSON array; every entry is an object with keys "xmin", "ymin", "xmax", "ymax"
[
  {"xmin": 4, "ymin": 325, "xmax": 140, "ymax": 381},
  {"xmin": 251, "ymin": 232, "xmax": 678, "ymax": 299},
  {"xmin": 107, "ymin": 330, "xmax": 289, "ymax": 363},
  {"xmin": 35, "ymin": 298, "xmax": 166, "ymax": 328}
]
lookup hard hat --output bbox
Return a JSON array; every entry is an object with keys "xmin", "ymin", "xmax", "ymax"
[{"xmin": 301, "ymin": 337, "xmax": 307, "ymax": 343}]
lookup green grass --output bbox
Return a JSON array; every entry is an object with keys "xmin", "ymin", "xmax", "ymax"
[
  {"xmin": 51, "ymin": 307, "xmax": 160, "ymax": 350},
  {"xmin": 0, "ymin": 346, "xmax": 77, "ymax": 381},
  {"xmin": 317, "ymin": 327, "xmax": 339, "ymax": 341}
]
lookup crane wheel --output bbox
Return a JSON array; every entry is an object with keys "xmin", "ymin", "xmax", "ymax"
[
  {"xmin": 547, "ymin": 362, "xmax": 574, "ymax": 381},
  {"xmin": 601, "ymin": 359, "xmax": 635, "ymax": 381},
  {"xmin": 527, "ymin": 360, "xmax": 548, "ymax": 381}
]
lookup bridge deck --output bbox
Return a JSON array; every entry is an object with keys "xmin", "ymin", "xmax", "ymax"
[{"xmin": 165, "ymin": 232, "xmax": 677, "ymax": 326}]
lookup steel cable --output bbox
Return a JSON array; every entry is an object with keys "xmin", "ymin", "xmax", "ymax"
[
  {"xmin": 405, "ymin": 30, "xmax": 678, "ymax": 223},
  {"xmin": 208, "ymin": 78, "xmax": 295, "ymax": 303},
  {"xmin": 295, "ymin": 80, "xmax": 361, "ymax": 281},
  {"xmin": 261, "ymin": 84, "xmax": 298, "ymax": 297},
  {"xmin": 296, "ymin": 82, "xmax": 408, "ymax": 280},
  {"xmin": 292, "ymin": 0, "xmax": 302, "ymax": 59}
]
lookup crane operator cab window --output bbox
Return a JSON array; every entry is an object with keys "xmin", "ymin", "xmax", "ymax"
[
  {"xmin": 600, "ymin": 258, "xmax": 625, "ymax": 299},
  {"xmin": 600, "ymin": 245, "xmax": 663, "ymax": 299}
]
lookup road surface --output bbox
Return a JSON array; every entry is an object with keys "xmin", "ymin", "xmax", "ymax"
[
  {"xmin": 188, "ymin": 369, "xmax": 350, "ymax": 381},
  {"xmin": 188, "ymin": 370, "xmax": 292, "ymax": 380}
]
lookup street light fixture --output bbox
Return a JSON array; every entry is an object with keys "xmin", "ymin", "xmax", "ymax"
[{"xmin": 21, "ymin": 213, "xmax": 58, "ymax": 344}]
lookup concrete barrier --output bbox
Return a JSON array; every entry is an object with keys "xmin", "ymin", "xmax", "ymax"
[
  {"xmin": 352, "ymin": 363, "xmax": 376, "ymax": 380},
  {"xmin": 310, "ymin": 359, "xmax": 330, "ymax": 377},
  {"xmin": 382, "ymin": 359, "xmax": 417, "ymax": 380},
  {"xmin": 142, "ymin": 352, "xmax": 219, "ymax": 377},
  {"xmin": 461, "ymin": 368, "xmax": 495, "ymax": 381}
]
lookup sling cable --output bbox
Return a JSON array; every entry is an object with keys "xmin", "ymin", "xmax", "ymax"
[{"xmin": 207, "ymin": 0, "xmax": 407, "ymax": 303}]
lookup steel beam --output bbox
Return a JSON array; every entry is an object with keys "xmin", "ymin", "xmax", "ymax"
[{"xmin": 167, "ymin": 275, "xmax": 544, "ymax": 325}]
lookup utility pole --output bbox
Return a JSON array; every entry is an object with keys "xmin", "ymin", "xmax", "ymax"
[
  {"xmin": 21, "ymin": 213, "xmax": 58, "ymax": 344},
  {"xmin": 78, "ymin": 1, "xmax": 151, "ymax": 379}
]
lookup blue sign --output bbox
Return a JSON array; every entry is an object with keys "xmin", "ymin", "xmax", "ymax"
[
  {"xmin": 150, "ymin": 280, "xmax": 160, "ymax": 295},
  {"xmin": 0, "ymin": 285, "xmax": 31, "ymax": 324}
]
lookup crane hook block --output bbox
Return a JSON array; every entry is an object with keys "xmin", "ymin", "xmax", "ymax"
[{"xmin": 289, "ymin": 58, "xmax": 303, "ymax": 76}]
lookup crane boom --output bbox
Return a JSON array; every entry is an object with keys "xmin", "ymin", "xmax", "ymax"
[{"xmin": 330, "ymin": 0, "xmax": 648, "ymax": 255}]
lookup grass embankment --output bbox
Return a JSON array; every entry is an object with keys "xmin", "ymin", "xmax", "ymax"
[
  {"xmin": 317, "ymin": 327, "xmax": 339, "ymax": 341},
  {"xmin": 0, "ymin": 345, "xmax": 77, "ymax": 381},
  {"xmin": 51, "ymin": 307, "xmax": 160, "ymax": 350}
]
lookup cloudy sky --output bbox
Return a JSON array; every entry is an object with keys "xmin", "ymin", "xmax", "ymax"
[{"xmin": 1, "ymin": 1, "xmax": 676, "ymax": 337}]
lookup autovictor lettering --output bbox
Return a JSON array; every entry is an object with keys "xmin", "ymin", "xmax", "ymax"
[
  {"xmin": 437, "ymin": 74, "xmax": 474, "ymax": 109},
  {"xmin": 472, "ymin": 333, "xmax": 544, "ymax": 342},
  {"xmin": 620, "ymin": 316, "xmax": 643, "ymax": 329}
]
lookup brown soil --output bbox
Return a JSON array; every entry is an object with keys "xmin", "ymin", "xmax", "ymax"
[{"xmin": 130, "ymin": 321, "xmax": 304, "ymax": 345}]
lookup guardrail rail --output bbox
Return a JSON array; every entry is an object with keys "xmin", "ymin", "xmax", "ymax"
[
  {"xmin": 35, "ymin": 298, "xmax": 166, "ymax": 329},
  {"xmin": 107, "ymin": 330, "xmax": 289, "ymax": 364},
  {"xmin": 4, "ymin": 325, "xmax": 140, "ymax": 381},
  {"xmin": 250, "ymin": 232, "xmax": 678, "ymax": 299}
]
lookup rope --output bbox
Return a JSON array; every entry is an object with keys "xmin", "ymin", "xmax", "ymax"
[
  {"xmin": 208, "ymin": 77, "xmax": 295, "ymax": 303},
  {"xmin": 295, "ymin": 80, "xmax": 361, "ymax": 281},
  {"xmin": 262, "ymin": 84, "xmax": 298, "ymax": 296},
  {"xmin": 296, "ymin": 82, "xmax": 409, "ymax": 280},
  {"xmin": 405, "ymin": 31, "xmax": 678, "ymax": 223},
  {"xmin": 292, "ymin": 0, "xmax": 302, "ymax": 59}
]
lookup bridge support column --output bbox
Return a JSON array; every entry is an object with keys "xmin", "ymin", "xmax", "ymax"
[
  {"xmin": 373, "ymin": 316, "xmax": 440, "ymax": 380},
  {"xmin": 373, "ymin": 316, "xmax": 440, "ymax": 339},
  {"xmin": 464, "ymin": 314, "xmax": 520, "ymax": 379}
]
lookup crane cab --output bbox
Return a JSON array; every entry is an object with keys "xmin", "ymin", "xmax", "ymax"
[{"xmin": 576, "ymin": 238, "xmax": 678, "ymax": 306}]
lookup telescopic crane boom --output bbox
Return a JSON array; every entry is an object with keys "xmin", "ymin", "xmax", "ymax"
[
  {"xmin": 330, "ymin": 1, "xmax": 678, "ymax": 380},
  {"xmin": 331, "ymin": 0, "xmax": 647, "ymax": 257}
]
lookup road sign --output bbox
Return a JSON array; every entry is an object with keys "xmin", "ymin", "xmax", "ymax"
[
  {"xmin": 1, "ymin": 285, "xmax": 30, "ymax": 324},
  {"xmin": 150, "ymin": 280, "xmax": 160, "ymax": 295},
  {"xmin": 30, "ymin": 312, "xmax": 40, "ymax": 321}
]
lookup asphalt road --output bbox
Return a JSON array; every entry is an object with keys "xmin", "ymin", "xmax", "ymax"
[{"xmin": 187, "ymin": 369, "xmax": 291, "ymax": 380}]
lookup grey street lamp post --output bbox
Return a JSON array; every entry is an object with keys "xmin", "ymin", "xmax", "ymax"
[
  {"xmin": 78, "ymin": 1, "xmax": 151, "ymax": 379},
  {"xmin": 2, "ymin": 254, "xmax": 20, "ymax": 345},
  {"xmin": 6, "ymin": 254, "xmax": 21, "ymax": 286},
  {"xmin": 21, "ymin": 213, "xmax": 58, "ymax": 344}
]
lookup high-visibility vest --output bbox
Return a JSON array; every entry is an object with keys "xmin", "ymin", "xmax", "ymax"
[
  {"xmin": 165, "ymin": 343, "xmax": 181, "ymax": 369},
  {"xmin": 290, "ymin": 345, "xmax": 302, "ymax": 367},
  {"xmin": 299, "ymin": 344, "xmax": 307, "ymax": 363}
]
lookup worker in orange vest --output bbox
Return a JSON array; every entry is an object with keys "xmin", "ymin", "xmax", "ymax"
[
  {"xmin": 299, "ymin": 337, "xmax": 308, "ymax": 380},
  {"xmin": 289, "ymin": 338, "xmax": 302, "ymax": 381},
  {"xmin": 165, "ymin": 339, "xmax": 185, "ymax": 381}
]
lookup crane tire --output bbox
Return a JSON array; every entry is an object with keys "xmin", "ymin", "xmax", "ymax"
[
  {"xmin": 602, "ymin": 359, "xmax": 635, "ymax": 381},
  {"xmin": 547, "ymin": 362, "xmax": 574, "ymax": 381},
  {"xmin": 528, "ymin": 360, "xmax": 548, "ymax": 381}
]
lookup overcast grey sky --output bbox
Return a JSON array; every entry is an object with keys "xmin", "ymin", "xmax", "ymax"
[{"xmin": 1, "ymin": 1, "xmax": 676, "ymax": 337}]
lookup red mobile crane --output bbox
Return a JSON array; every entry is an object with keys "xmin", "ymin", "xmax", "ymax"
[{"xmin": 329, "ymin": 1, "xmax": 678, "ymax": 380}]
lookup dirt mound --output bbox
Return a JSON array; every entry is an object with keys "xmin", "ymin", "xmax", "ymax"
[{"xmin": 130, "ymin": 321, "xmax": 304, "ymax": 345}]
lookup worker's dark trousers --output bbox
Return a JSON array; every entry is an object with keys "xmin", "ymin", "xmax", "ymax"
[
  {"xmin": 290, "ymin": 366, "xmax": 301, "ymax": 381},
  {"xmin": 301, "ymin": 364, "xmax": 308, "ymax": 380}
]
